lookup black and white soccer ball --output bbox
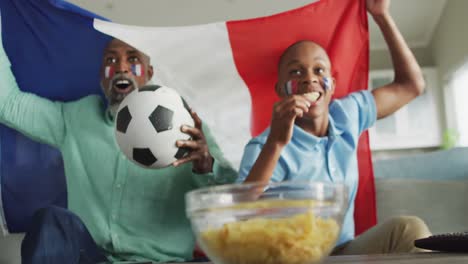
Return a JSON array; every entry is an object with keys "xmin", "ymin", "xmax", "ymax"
[{"xmin": 114, "ymin": 84, "xmax": 194, "ymax": 169}]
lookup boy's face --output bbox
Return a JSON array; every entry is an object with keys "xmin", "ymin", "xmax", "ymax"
[{"xmin": 277, "ymin": 41, "xmax": 335, "ymax": 119}]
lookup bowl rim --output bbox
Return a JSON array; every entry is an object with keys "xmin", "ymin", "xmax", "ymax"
[
  {"xmin": 188, "ymin": 180, "xmax": 346, "ymax": 195},
  {"xmin": 186, "ymin": 180, "xmax": 348, "ymax": 214}
]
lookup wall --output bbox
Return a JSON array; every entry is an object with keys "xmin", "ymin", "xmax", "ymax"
[
  {"xmin": 430, "ymin": 0, "xmax": 468, "ymax": 133},
  {"xmin": 430, "ymin": 0, "xmax": 468, "ymax": 80},
  {"xmin": 370, "ymin": 47, "xmax": 434, "ymax": 70},
  {"xmin": 370, "ymin": 48, "xmax": 441, "ymax": 161}
]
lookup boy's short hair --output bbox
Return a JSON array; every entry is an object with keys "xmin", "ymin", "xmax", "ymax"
[{"xmin": 278, "ymin": 40, "xmax": 328, "ymax": 69}]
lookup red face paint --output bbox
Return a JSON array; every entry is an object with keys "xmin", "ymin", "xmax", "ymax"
[{"xmin": 284, "ymin": 80, "xmax": 298, "ymax": 95}]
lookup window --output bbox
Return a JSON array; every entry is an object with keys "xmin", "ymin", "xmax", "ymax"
[
  {"xmin": 446, "ymin": 61, "xmax": 468, "ymax": 146},
  {"xmin": 368, "ymin": 68, "xmax": 442, "ymax": 150}
]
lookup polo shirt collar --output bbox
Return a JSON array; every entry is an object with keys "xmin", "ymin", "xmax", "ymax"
[{"xmin": 292, "ymin": 113, "xmax": 343, "ymax": 148}]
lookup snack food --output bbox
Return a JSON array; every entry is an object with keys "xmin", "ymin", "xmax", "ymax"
[
  {"xmin": 304, "ymin": 91, "xmax": 320, "ymax": 102},
  {"xmin": 200, "ymin": 200, "xmax": 340, "ymax": 264}
]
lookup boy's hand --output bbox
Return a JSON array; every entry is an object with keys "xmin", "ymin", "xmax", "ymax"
[
  {"xmin": 367, "ymin": 0, "xmax": 390, "ymax": 17},
  {"xmin": 268, "ymin": 95, "xmax": 311, "ymax": 147},
  {"xmin": 173, "ymin": 110, "xmax": 214, "ymax": 174}
]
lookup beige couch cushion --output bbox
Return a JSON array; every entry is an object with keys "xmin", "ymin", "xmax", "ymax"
[
  {"xmin": 0, "ymin": 233, "xmax": 23, "ymax": 264},
  {"xmin": 376, "ymin": 178, "xmax": 468, "ymax": 234}
]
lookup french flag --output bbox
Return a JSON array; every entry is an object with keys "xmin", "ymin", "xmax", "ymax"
[
  {"xmin": 0, "ymin": 0, "xmax": 376, "ymax": 236},
  {"xmin": 131, "ymin": 64, "xmax": 143, "ymax": 77}
]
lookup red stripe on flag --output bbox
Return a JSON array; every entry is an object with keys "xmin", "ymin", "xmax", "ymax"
[
  {"xmin": 226, "ymin": 0, "xmax": 376, "ymax": 234},
  {"xmin": 355, "ymin": 133, "xmax": 377, "ymax": 235}
]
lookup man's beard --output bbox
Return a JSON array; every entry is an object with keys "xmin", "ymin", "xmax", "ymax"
[{"xmin": 101, "ymin": 73, "xmax": 139, "ymax": 117}]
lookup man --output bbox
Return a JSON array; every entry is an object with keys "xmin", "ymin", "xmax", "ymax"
[
  {"xmin": 238, "ymin": 0, "xmax": 431, "ymax": 254},
  {"xmin": 0, "ymin": 36, "xmax": 237, "ymax": 263}
]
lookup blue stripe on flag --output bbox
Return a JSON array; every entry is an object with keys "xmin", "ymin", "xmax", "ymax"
[{"xmin": 0, "ymin": 0, "xmax": 111, "ymax": 232}]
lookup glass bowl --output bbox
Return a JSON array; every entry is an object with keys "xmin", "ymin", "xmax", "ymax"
[{"xmin": 186, "ymin": 181, "xmax": 348, "ymax": 264}]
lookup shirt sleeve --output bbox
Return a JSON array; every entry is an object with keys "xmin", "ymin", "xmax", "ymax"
[
  {"xmin": 0, "ymin": 47, "xmax": 66, "ymax": 148},
  {"xmin": 237, "ymin": 140, "xmax": 262, "ymax": 183},
  {"xmin": 237, "ymin": 134, "xmax": 287, "ymax": 183},
  {"xmin": 339, "ymin": 90, "xmax": 377, "ymax": 135},
  {"xmin": 191, "ymin": 122, "xmax": 238, "ymax": 187}
]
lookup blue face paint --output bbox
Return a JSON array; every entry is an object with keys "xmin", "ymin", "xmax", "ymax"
[
  {"xmin": 323, "ymin": 77, "xmax": 331, "ymax": 91},
  {"xmin": 131, "ymin": 64, "xmax": 144, "ymax": 77}
]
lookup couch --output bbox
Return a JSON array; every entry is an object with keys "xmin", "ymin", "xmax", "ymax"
[
  {"xmin": 1, "ymin": 147, "xmax": 467, "ymax": 264},
  {"xmin": 373, "ymin": 147, "xmax": 468, "ymax": 234}
]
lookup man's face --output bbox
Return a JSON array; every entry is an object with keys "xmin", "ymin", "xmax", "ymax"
[
  {"xmin": 277, "ymin": 41, "xmax": 335, "ymax": 119},
  {"xmin": 100, "ymin": 39, "xmax": 153, "ymax": 108}
]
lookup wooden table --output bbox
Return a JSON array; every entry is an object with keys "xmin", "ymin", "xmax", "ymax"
[
  {"xmin": 323, "ymin": 253, "xmax": 468, "ymax": 263},
  {"xmin": 186, "ymin": 253, "xmax": 468, "ymax": 264}
]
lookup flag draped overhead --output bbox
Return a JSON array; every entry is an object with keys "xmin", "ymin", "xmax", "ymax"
[
  {"xmin": 0, "ymin": 0, "xmax": 376, "ymax": 235},
  {"xmin": 0, "ymin": 0, "xmax": 111, "ymax": 233}
]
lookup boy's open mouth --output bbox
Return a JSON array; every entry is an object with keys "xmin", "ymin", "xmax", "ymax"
[{"xmin": 304, "ymin": 91, "xmax": 321, "ymax": 103}]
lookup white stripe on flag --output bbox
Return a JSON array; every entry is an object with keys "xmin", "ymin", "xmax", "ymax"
[{"xmin": 94, "ymin": 19, "xmax": 252, "ymax": 168}]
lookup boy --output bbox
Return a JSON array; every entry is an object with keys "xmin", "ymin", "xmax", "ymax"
[{"xmin": 238, "ymin": 0, "xmax": 430, "ymax": 254}]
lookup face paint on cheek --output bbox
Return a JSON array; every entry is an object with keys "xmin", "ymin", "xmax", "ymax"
[
  {"xmin": 104, "ymin": 66, "xmax": 115, "ymax": 79},
  {"xmin": 131, "ymin": 64, "xmax": 144, "ymax": 77},
  {"xmin": 323, "ymin": 77, "xmax": 332, "ymax": 91},
  {"xmin": 284, "ymin": 80, "xmax": 298, "ymax": 96}
]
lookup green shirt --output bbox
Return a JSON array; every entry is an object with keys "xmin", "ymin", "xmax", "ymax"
[{"xmin": 0, "ymin": 50, "xmax": 237, "ymax": 262}]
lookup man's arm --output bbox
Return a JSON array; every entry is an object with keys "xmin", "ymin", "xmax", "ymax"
[
  {"xmin": 0, "ymin": 31, "xmax": 66, "ymax": 148},
  {"xmin": 368, "ymin": 0, "xmax": 426, "ymax": 119}
]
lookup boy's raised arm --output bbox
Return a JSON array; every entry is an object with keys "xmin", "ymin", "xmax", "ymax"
[{"xmin": 368, "ymin": 0, "xmax": 426, "ymax": 119}]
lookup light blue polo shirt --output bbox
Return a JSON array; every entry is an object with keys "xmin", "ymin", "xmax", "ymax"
[{"xmin": 238, "ymin": 90, "xmax": 377, "ymax": 246}]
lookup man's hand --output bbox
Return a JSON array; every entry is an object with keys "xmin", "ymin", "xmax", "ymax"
[
  {"xmin": 367, "ymin": 0, "xmax": 390, "ymax": 17},
  {"xmin": 267, "ymin": 95, "xmax": 311, "ymax": 147},
  {"xmin": 172, "ymin": 110, "xmax": 214, "ymax": 174}
]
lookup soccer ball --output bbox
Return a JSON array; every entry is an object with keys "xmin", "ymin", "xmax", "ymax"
[{"xmin": 114, "ymin": 84, "xmax": 194, "ymax": 169}]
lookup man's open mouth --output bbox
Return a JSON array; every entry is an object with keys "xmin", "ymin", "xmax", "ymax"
[{"xmin": 112, "ymin": 79, "xmax": 133, "ymax": 94}]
